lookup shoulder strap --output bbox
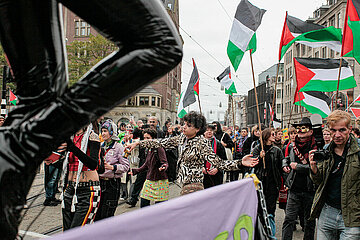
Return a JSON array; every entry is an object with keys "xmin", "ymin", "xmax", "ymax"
[{"xmin": 221, "ymin": 132, "xmax": 226, "ymax": 142}]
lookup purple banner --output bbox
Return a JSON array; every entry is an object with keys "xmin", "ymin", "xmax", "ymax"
[{"xmin": 52, "ymin": 178, "xmax": 258, "ymax": 240}]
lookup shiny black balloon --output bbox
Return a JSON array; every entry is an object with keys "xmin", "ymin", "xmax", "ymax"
[{"xmin": 0, "ymin": 0, "xmax": 182, "ymax": 239}]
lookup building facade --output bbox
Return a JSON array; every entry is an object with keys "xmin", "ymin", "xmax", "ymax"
[
  {"xmin": 62, "ymin": 1, "xmax": 182, "ymax": 125},
  {"xmin": 282, "ymin": 0, "xmax": 359, "ymax": 125}
]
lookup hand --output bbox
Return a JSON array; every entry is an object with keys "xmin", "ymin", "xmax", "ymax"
[
  {"xmin": 283, "ymin": 166, "xmax": 290, "ymax": 173},
  {"xmin": 241, "ymin": 154, "xmax": 259, "ymax": 167},
  {"xmin": 290, "ymin": 162, "xmax": 298, "ymax": 170},
  {"xmin": 309, "ymin": 149, "xmax": 318, "ymax": 174},
  {"xmin": 202, "ymin": 167, "xmax": 207, "ymax": 174},
  {"xmin": 158, "ymin": 166, "xmax": 166, "ymax": 172},
  {"xmin": 44, "ymin": 159, "xmax": 52, "ymax": 165},
  {"xmin": 104, "ymin": 162, "xmax": 114, "ymax": 171},
  {"xmin": 208, "ymin": 168, "xmax": 218, "ymax": 175},
  {"xmin": 126, "ymin": 142, "xmax": 139, "ymax": 152},
  {"xmin": 260, "ymin": 150, "xmax": 265, "ymax": 159},
  {"xmin": 221, "ymin": 141, "xmax": 226, "ymax": 147},
  {"xmin": 128, "ymin": 171, "xmax": 133, "ymax": 175}
]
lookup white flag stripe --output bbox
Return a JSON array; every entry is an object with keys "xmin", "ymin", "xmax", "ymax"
[
  {"xmin": 229, "ymin": 18, "xmax": 254, "ymax": 52},
  {"xmin": 303, "ymin": 92, "xmax": 331, "ymax": 115},
  {"xmin": 296, "ymin": 41, "xmax": 341, "ymax": 52},
  {"xmin": 220, "ymin": 75, "xmax": 232, "ymax": 89},
  {"xmin": 311, "ymin": 67, "xmax": 353, "ymax": 81},
  {"xmin": 177, "ymin": 92, "xmax": 184, "ymax": 115}
]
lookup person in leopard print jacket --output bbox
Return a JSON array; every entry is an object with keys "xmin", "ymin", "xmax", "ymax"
[{"xmin": 127, "ymin": 111, "xmax": 259, "ymax": 195}]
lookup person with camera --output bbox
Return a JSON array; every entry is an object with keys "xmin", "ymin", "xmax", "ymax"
[
  {"xmin": 309, "ymin": 110, "xmax": 360, "ymax": 239},
  {"xmin": 281, "ymin": 117, "xmax": 316, "ymax": 240}
]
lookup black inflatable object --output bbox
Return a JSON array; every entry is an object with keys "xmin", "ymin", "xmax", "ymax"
[{"xmin": 0, "ymin": 0, "xmax": 182, "ymax": 239}]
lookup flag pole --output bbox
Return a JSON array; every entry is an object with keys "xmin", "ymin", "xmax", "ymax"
[
  {"xmin": 231, "ymin": 94, "xmax": 236, "ymax": 132},
  {"xmin": 298, "ymin": 91, "xmax": 303, "ymax": 119},
  {"xmin": 288, "ymin": 104, "xmax": 294, "ymax": 127},
  {"xmin": 335, "ymin": 58, "xmax": 343, "ymax": 110},
  {"xmin": 197, "ymin": 94, "xmax": 202, "ymax": 114},
  {"xmin": 249, "ymin": 50, "xmax": 265, "ymax": 168},
  {"xmin": 271, "ymin": 62, "xmax": 280, "ymax": 126}
]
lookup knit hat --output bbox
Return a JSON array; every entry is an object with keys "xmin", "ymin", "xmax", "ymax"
[{"xmin": 102, "ymin": 120, "xmax": 120, "ymax": 141}]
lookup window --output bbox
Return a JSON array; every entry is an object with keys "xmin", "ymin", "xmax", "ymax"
[
  {"xmin": 75, "ymin": 20, "xmax": 91, "ymax": 37},
  {"xmin": 277, "ymin": 104, "xmax": 282, "ymax": 114},
  {"xmin": 139, "ymin": 96, "xmax": 149, "ymax": 106},
  {"xmin": 152, "ymin": 96, "xmax": 156, "ymax": 106},
  {"xmin": 329, "ymin": 15, "xmax": 335, "ymax": 27},
  {"xmin": 315, "ymin": 51, "xmax": 319, "ymax": 58},
  {"xmin": 337, "ymin": 12, "xmax": 341, "ymax": 28},
  {"xmin": 302, "ymin": 44, "xmax": 306, "ymax": 56},
  {"xmin": 322, "ymin": 48, "xmax": 327, "ymax": 58},
  {"xmin": 277, "ymin": 89, "xmax": 282, "ymax": 99},
  {"xmin": 157, "ymin": 97, "xmax": 161, "ymax": 107},
  {"xmin": 330, "ymin": 49, "xmax": 334, "ymax": 58}
]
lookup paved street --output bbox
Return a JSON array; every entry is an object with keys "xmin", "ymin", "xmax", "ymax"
[{"xmin": 19, "ymin": 166, "xmax": 305, "ymax": 239}]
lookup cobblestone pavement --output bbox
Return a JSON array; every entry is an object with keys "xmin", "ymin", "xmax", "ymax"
[{"xmin": 19, "ymin": 167, "xmax": 305, "ymax": 239}]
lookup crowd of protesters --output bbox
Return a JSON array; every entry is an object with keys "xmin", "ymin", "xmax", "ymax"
[{"xmin": 4, "ymin": 108, "xmax": 358, "ymax": 239}]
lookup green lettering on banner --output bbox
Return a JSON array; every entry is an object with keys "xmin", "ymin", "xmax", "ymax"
[
  {"xmin": 233, "ymin": 215, "xmax": 253, "ymax": 240},
  {"xmin": 214, "ymin": 215, "xmax": 253, "ymax": 240},
  {"xmin": 214, "ymin": 231, "xmax": 229, "ymax": 240}
]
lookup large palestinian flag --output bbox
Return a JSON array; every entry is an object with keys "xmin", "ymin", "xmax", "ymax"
[
  {"xmin": 279, "ymin": 13, "xmax": 342, "ymax": 60},
  {"xmin": 294, "ymin": 58, "xmax": 356, "ymax": 92},
  {"xmin": 294, "ymin": 90, "xmax": 331, "ymax": 118},
  {"xmin": 216, "ymin": 67, "xmax": 237, "ymax": 95},
  {"xmin": 342, "ymin": 0, "xmax": 360, "ymax": 64},
  {"xmin": 227, "ymin": 0, "xmax": 266, "ymax": 71}
]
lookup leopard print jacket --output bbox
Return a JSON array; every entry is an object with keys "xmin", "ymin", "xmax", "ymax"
[{"xmin": 140, "ymin": 134, "xmax": 242, "ymax": 185}]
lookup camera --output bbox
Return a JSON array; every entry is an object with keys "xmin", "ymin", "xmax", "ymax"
[{"xmin": 310, "ymin": 114, "xmax": 329, "ymax": 162}]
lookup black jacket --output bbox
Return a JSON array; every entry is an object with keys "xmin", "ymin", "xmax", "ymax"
[
  {"xmin": 282, "ymin": 143, "xmax": 316, "ymax": 192},
  {"xmin": 252, "ymin": 144, "xmax": 284, "ymax": 191}
]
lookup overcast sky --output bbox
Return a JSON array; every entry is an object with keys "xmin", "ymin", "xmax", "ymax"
[{"xmin": 178, "ymin": 0, "xmax": 327, "ymax": 119}]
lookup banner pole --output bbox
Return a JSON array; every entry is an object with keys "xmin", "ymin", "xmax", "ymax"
[
  {"xmin": 231, "ymin": 94, "xmax": 236, "ymax": 133},
  {"xmin": 335, "ymin": 58, "xmax": 343, "ymax": 110},
  {"xmin": 249, "ymin": 50, "xmax": 265, "ymax": 168},
  {"xmin": 197, "ymin": 94, "xmax": 202, "ymax": 115},
  {"xmin": 271, "ymin": 62, "xmax": 280, "ymax": 126}
]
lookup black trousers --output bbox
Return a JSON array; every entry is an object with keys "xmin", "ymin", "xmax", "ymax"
[
  {"xmin": 0, "ymin": 0, "xmax": 181, "ymax": 238},
  {"xmin": 282, "ymin": 190, "xmax": 315, "ymax": 240},
  {"xmin": 62, "ymin": 182, "xmax": 101, "ymax": 231},
  {"xmin": 95, "ymin": 178, "xmax": 121, "ymax": 221}
]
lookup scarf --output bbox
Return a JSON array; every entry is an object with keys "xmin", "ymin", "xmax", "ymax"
[
  {"xmin": 293, "ymin": 136, "xmax": 316, "ymax": 164},
  {"xmin": 238, "ymin": 135, "xmax": 248, "ymax": 152}
]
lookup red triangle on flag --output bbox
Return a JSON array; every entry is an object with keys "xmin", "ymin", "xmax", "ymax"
[
  {"xmin": 192, "ymin": 58, "xmax": 199, "ymax": 95},
  {"xmin": 354, "ymin": 94, "xmax": 360, "ymax": 103},
  {"xmin": 294, "ymin": 58, "xmax": 316, "ymax": 92},
  {"xmin": 350, "ymin": 107, "xmax": 360, "ymax": 118},
  {"xmin": 279, "ymin": 12, "xmax": 296, "ymax": 60},
  {"xmin": 293, "ymin": 89, "xmax": 305, "ymax": 103},
  {"xmin": 9, "ymin": 89, "xmax": 16, "ymax": 102}
]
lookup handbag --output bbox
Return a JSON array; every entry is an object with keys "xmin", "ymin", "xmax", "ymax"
[{"xmin": 221, "ymin": 133, "xmax": 233, "ymax": 160}]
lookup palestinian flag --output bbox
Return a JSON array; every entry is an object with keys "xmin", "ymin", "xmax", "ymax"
[
  {"xmin": 350, "ymin": 107, "xmax": 360, "ymax": 118},
  {"xmin": 177, "ymin": 59, "xmax": 198, "ymax": 118},
  {"xmin": 342, "ymin": 0, "xmax": 360, "ymax": 64},
  {"xmin": 294, "ymin": 90, "xmax": 331, "ymax": 118},
  {"xmin": 353, "ymin": 94, "xmax": 360, "ymax": 104},
  {"xmin": 294, "ymin": 58, "xmax": 356, "ymax": 92},
  {"xmin": 216, "ymin": 67, "xmax": 237, "ymax": 95},
  {"xmin": 279, "ymin": 13, "xmax": 342, "ymax": 60},
  {"xmin": 192, "ymin": 59, "xmax": 200, "ymax": 95},
  {"xmin": 227, "ymin": 0, "xmax": 266, "ymax": 71},
  {"xmin": 9, "ymin": 89, "xmax": 17, "ymax": 106}
]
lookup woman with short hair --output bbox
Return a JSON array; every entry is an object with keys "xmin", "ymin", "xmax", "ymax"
[{"xmin": 127, "ymin": 111, "xmax": 259, "ymax": 195}]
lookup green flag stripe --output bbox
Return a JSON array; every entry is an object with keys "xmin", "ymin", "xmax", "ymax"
[
  {"xmin": 225, "ymin": 82, "xmax": 237, "ymax": 95},
  {"xmin": 348, "ymin": 20, "xmax": 360, "ymax": 64},
  {"xmin": 178, "ymin": 109, "xmax": 187, "ymax": 118},
  {"xmin": 299, "ymin": 76, "xmax": 356, "ymax": 92},
  {"xmin": 227, "ymin": 40, "xmax": 245, "ymax": 71},
  {"xmin": 294, "ymin": 101, "xmax": 328, "ymax": 118}
]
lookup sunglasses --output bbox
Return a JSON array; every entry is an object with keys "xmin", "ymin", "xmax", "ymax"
[{"xmin": 296, "ymin": 126, "xmax": 310, "ymax": 133}]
